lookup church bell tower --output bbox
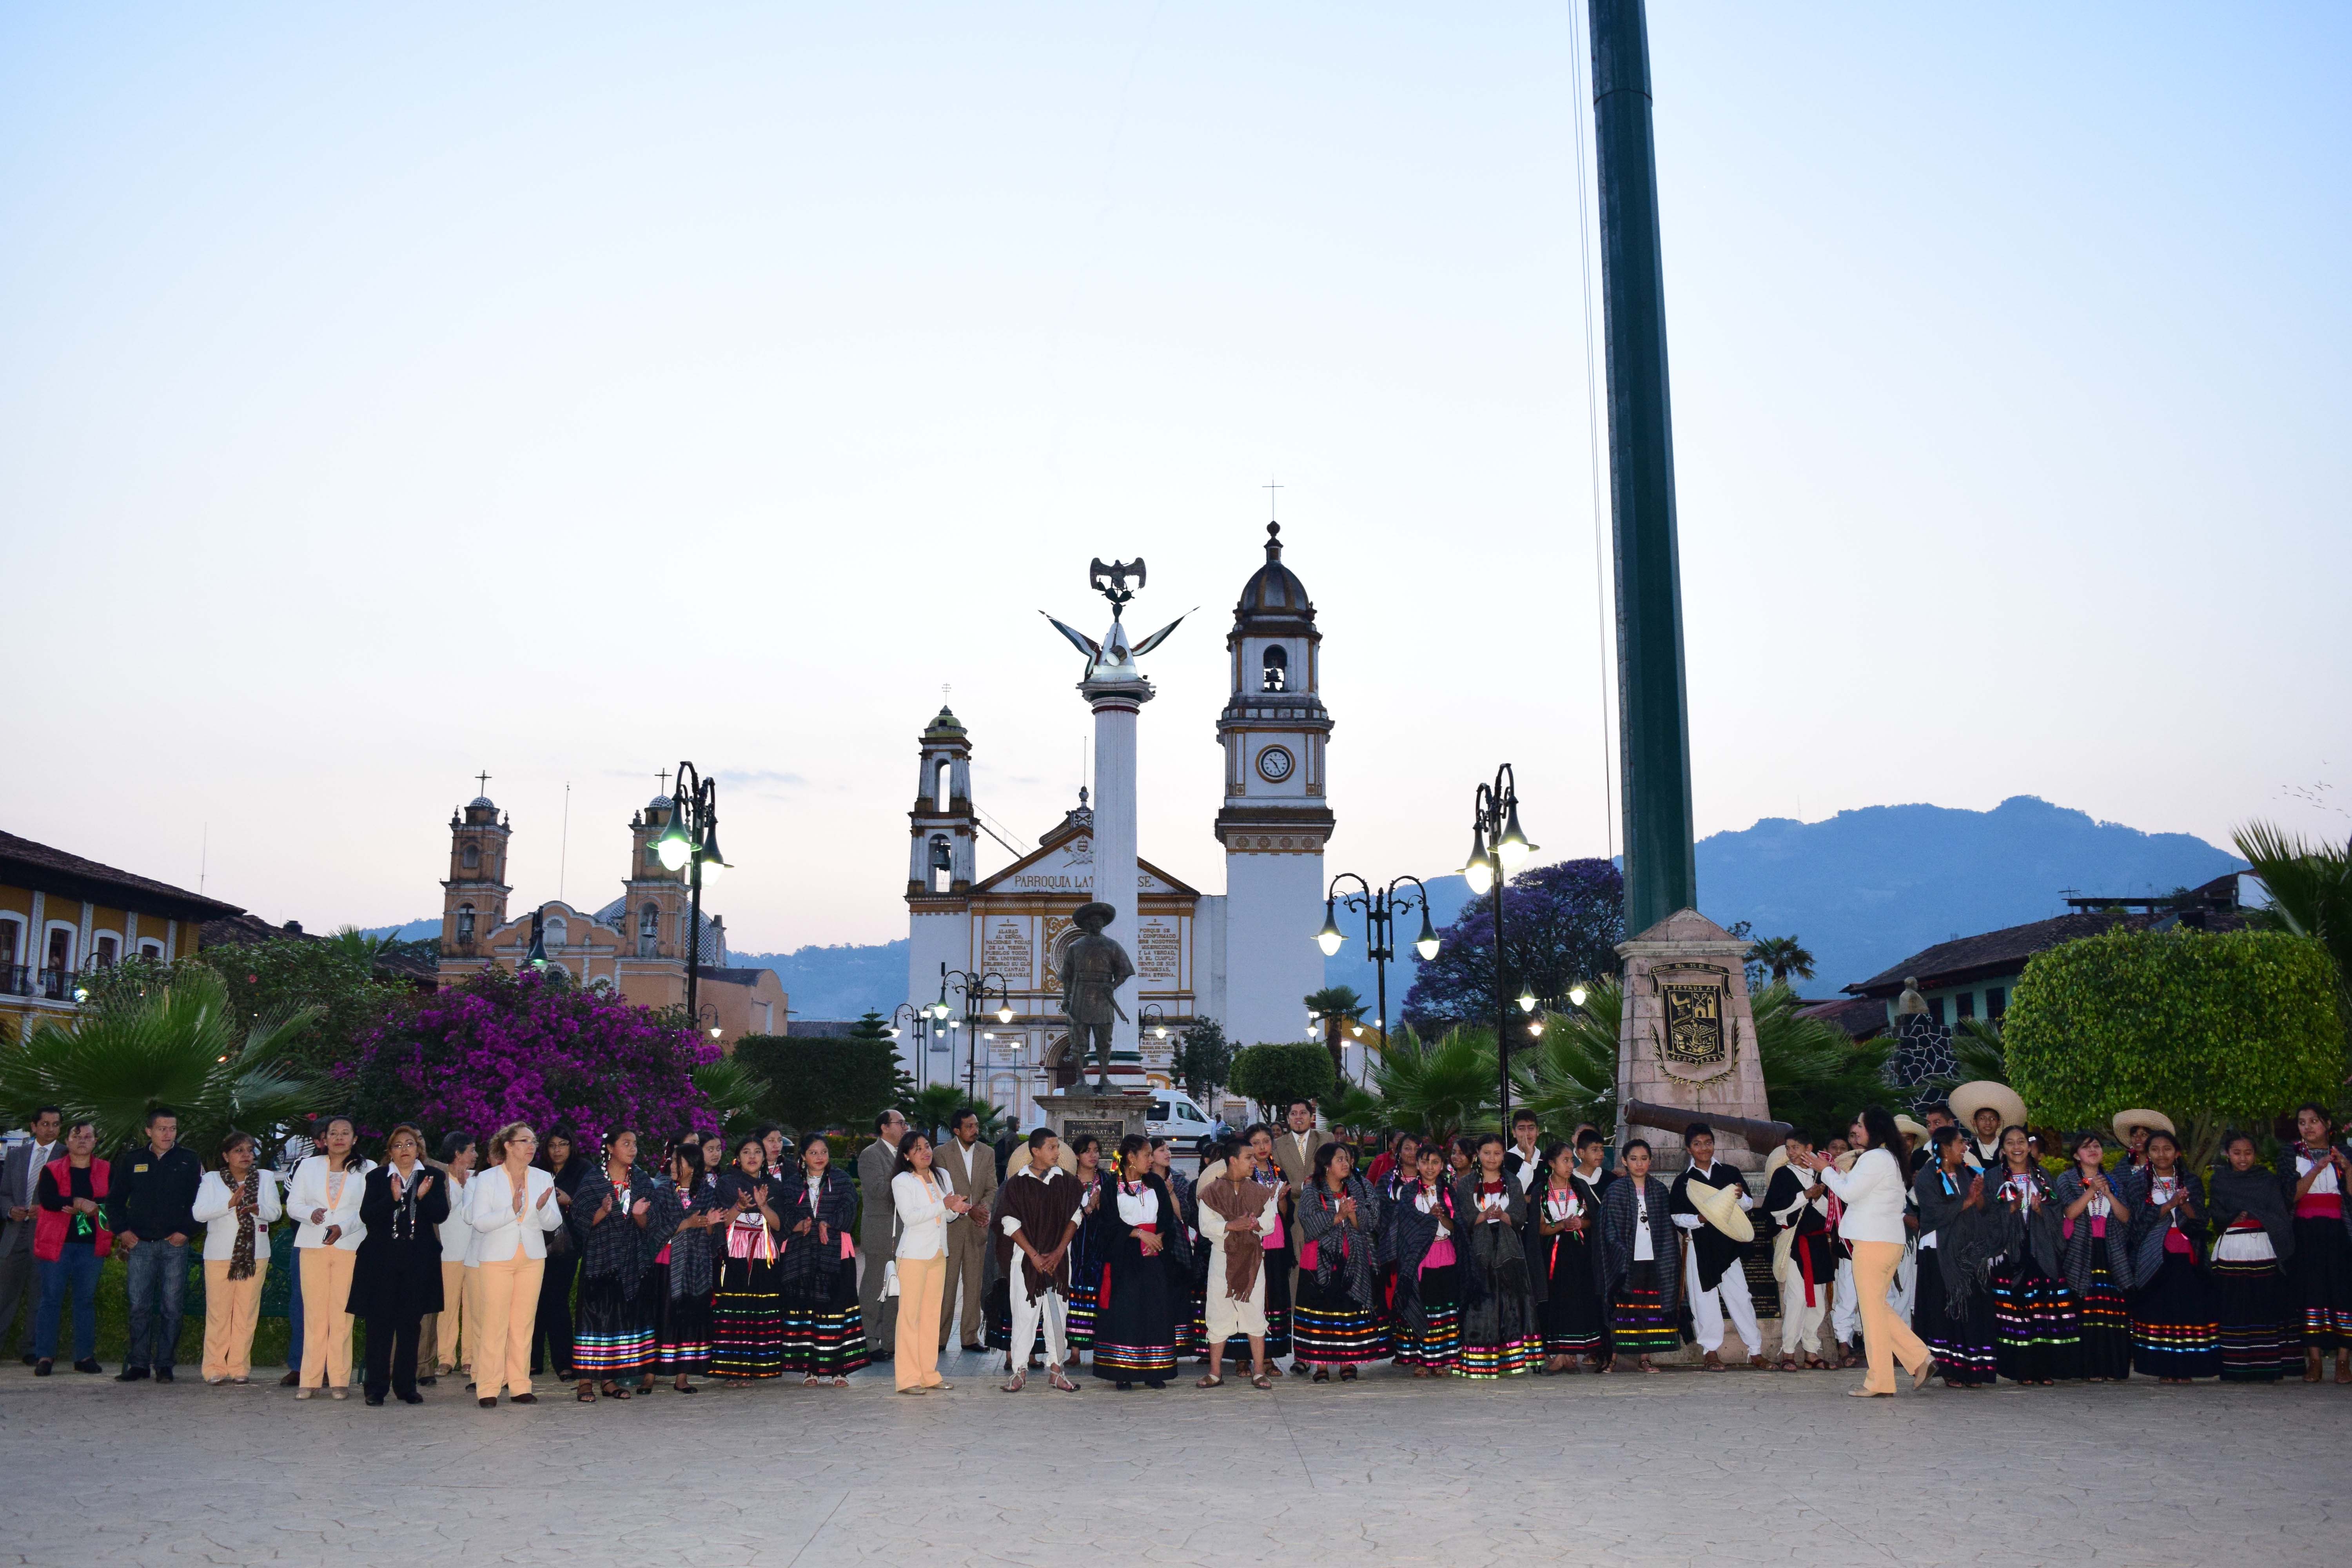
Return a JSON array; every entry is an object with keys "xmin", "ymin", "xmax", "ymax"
[
  {"xmin": 1213, "ymin": 522, "xmax": 1334, "ymax": 1047},
  {"xmin": 440, "ymin": 785, "xmax": 512, "ymax": 967}
]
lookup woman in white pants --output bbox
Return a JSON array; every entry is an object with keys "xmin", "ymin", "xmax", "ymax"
[{"xmin": 465, "ymin": 1122, "xmax": 564, "ymax": 1408}]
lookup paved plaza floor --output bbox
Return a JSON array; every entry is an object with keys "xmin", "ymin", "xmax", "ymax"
[{"xmin": 2, "ymin": 1348, "xmax": 2347, "ymax": 1568}]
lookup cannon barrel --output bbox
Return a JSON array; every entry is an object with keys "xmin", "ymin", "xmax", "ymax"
[{"xmin": 1621, "ymin": 1100, "xmax": 1792, "ymax": 1154}]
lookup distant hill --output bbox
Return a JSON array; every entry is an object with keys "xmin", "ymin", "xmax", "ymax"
[
  {"xmin": 362, "ymin": 918, "xmax": 443, "ymax": 942},
  {"xmin": 730, "ymin": 939, "xmax": 911, "ymax": 1025}
]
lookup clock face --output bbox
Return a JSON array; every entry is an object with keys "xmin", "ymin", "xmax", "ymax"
[{"xmin": 1256, "ymin": 745, "xmax": 1295, "ymax": 783}]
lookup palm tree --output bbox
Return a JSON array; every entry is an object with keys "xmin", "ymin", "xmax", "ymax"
[
  {"xmin": 1368, "ymin": 1026, "xmax": 1497, "ymax": 1147},
  {"xmin": 0, "ymin": 966, "xmax": 319, "ymax": 1156},
  {"xmin": 903, "ymin": 1086, "xmax": 1011, "ymax": 1143},
  {"xmin": 691, "ymin": 1056, "xmax": 773, "ymax": 1132},
  {"xmin": 1747, "ymin": 936, "xmax": 1817, "ymax": 987},
  {"xmin": 2236, "ymin": 820, "xmax": 2352, "ymax": 1039},
  {"xmin": 1751, "ymin": 982, "xmax": 1892, "ymax": 1137},
  {"xmin": 1950, "ymin": 1016, "xmax": 2008, "ymax": 1085},
  {"xmin": 1304, "ymin": 984, "xmax": 1367, "ymax": 1076}
]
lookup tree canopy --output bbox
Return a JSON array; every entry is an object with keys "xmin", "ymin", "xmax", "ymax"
[{"xmin": 1402, "ymin": 859, "xmax": 1624, "ymax": 1032}]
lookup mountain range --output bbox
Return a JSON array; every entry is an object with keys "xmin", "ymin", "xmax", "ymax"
[{"xmin": 375, "ymin": 795, "xmax": 2249, "ymax": 1024}]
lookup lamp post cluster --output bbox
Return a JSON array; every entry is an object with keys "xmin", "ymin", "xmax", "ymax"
[
  {"xmin": 650, "ymin": 762, "xmax": 730, "ymax": 1036},
  {"xmin": 929, "ymin": 964, "xmax": 1012, "ymax": 1100},
  {"xmin": 1461, "ymin": 764, "xmax": 1536, "ymax": 1122},
  {"xmin": 1316, "ymin": 873, "xmax": 1442, "ymax": 1078}
]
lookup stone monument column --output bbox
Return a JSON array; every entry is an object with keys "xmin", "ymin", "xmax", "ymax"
[
  {"xmin": 1082, "ymin": 668, "xmax": 1151, "ymax": 1086},
  {"xmin": 1615, "ymin": 908, "xmax": 1779, "ymax": 1173}
]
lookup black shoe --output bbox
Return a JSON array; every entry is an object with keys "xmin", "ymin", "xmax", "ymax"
[
  {"xmin": 279, "ymin": 1370, "xmax": 300, "ymax": 1387},
  {"xmin": 398, "ymin": 1391, "xmax": 423, "ymax": 1405},
  {"xmin": 510, "ymin": 1393, "xmax": 538, "ymax": 1405},
  {"xmin": 33, "ymin": 1360, "xmax": 51, "ymax": 1377},
  {"xmin": 115, "ymin": 1366, "xmax": 149, "ymax": 1382},
  {"xmin": 365, "ymin": 1394, "xmax": 385, "ymax": 1406},
  {"xmin": 20, "ymin": 1353, "xmax": 33, "ymax": 1366},
  {"xmin": 154, "ymin": 1368, "xmax": 174, "ymax": 1384},
  {"xmin": 73, "ymin": 1358, "xmax": 102, "ymax": 1374},
  {"xmin": 417, "ymin": 1375, "xmax": 436, "ymax": 1387}
]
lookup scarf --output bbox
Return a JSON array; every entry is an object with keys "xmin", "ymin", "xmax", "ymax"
[
  {"xmin": 226, "ymin": 1169, "xmax": 260, "ymax": 1281},
  {"xmin": 1201, "ymin": 1174, "xmax": 1268, "ymax": 1302},
  {"xmin": 2212, "ymin": 1163, "xmax": 2297, "ymax": 1259}
]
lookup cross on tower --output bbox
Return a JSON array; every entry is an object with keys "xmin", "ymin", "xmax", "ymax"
[
  {"xmin": 475, "ymin": 769, "xmax": 491, "ymax": 795},
  {"xmin": 1263, "ymin": 476, "xmax": 1283, "ymax": 518},
  {"xmin": 657, "ymin": 768, "xmax": 672, "ymax": 797}
]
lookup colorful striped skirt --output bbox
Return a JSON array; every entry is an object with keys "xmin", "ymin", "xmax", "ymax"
[
  {"xmin": 2129, "ymin": 1247, "xmax": 2219, "ymax": 1380},
  {"xmin": 1991, "ymin": 1252, "xmax": 2082, "ymax": 1383},
  {"xmin": 1065, "ymin": 1268, "xmax": 1101, "ymax": 1354},
  {"xmin": 2290, "ymin": 1218, "xmax": 2352, "ymax": 1348},
  {"xmin": 1259, "ymin": 1243, "xmax": 1294, "ymax": 1359},
  {"xmin": 1291, "ymin": 1271, "xmax": 1389, "ymax": 1367},
  {"xmin": 1914, "ymin": 1248, "xmax": 1998, "ymax": 1388},
  {"xmin": 1392, "ymin": 1262, "xmax": 1460, "ymax": 1371},
  {"xmin": 1607, "ymin": 1261, "xmax": 1679, "ymax": 1358},
  {"xmin": 649, "ymin": 1265, "xmax": 711, "ymax": 1378},
  {"xmin": 1089, "ymin": 1254, "xmax": 1178, "ymax": 1385},
  {"xmin": 1538, "ymin": 1234, "xmax": 1606, "ymax": 1356},
  {"xmin": 710, "ymin": 1252, "xmax": 786, "ymax": 1381},
  {"xmin": 572, "ymin": 1274, "xmax": 656, "ymax": 1379},
  {"xmin": 2075, "ymin": 1235, "xmax": 2132, "ymax": 1379},
  {"xmin": 2214, "ymin": 1255, "xmax": 2298, "ymax": 1381},
  {"xmin": 779, "ymin": 1253, "xmax": 869, "ymax": 1379}
]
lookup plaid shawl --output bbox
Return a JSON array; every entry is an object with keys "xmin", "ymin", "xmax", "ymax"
[
  {"xmin": 1296, "ymin": 1173, "xmax": 1381, "ymax": 1310},
  {"xmin": 2123, "ymin": 1168, "xmax": 2207, "ymax": 1281},
  {"xmin": 2212, "ymin": 1163, "xmax": 2296, "ymax": 1258},
  {"xmin": 776, "ymin": 1167, "xmax": 860, "ymax": 1289},
  {"xmin": 1595, "ymin": 1174, "xmax": 1678, "ymax": 1322},
  {"xmin": 1452, "ymin": 1174, "xmax": 1537, "ymax": 1309},
  {"xmin": 2054, "ymin": 1167, "xmax": 2143, "ymax": 1294},
  {"xmin": 570, "ymin": 1164, "xmax": 679, "ymax": 1292},
  {"xmin": 664, "ymin": 1181, "xmax": 721, "ymax": 1300}
]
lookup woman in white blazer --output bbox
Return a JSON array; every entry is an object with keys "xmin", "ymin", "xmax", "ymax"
[
  {"xmin": 191, "ymin": 1130, "xmax": 282, "ymax": 1384},
  {"xmin": 425, "ymin": 1131, "xmax": 478, "ymax": 1384},
  {"xmin": 465, "ymin": 1121, "xmax": 564, "ymax": 1406},
  {"xmin": 283, "ymin": 1115, "xmax": 373, "ymax": 1397},
  {"xmin": 1813, "ymin": 1105, "xmax": 1935, "ymax": 1398}
]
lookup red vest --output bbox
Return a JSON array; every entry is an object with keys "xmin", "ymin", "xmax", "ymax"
[{"xmin": 33, "ymin": 1157, "xmax": 112, "ymax": 1262}]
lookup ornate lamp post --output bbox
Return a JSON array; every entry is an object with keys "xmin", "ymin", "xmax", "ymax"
[
  {"xmin": 1458, "ymin": 764, "xmax": 1537, "ymax": 1123},
  {"xmin": 1316, "ymin": 873, "xmax": 1441, "ymax": 1077},
  {"xmin": 649, "ymin": 761, "xmax": 730, "ymax": 1034},
  {"xmin": 938, "ymin": 964, "xmax": 1011, "ymax": 1101},
  {"xmin": 886, "ymin": 1002, "xmax": 931, "ymax": 1087}
]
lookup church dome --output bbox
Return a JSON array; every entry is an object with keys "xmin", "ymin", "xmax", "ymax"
[
  {"xmin": 1234, "ymin": 523, "xmax": 1314, "ymax": 623},
  {"xmin": 469, "ymin": 795, "xmax": 495, "ymax": 810}
]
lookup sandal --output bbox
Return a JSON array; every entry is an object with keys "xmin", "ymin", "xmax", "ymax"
[
  {"xmin": 802, "ymin": 1374, "xmax": 820, "ymax": 1388},
  {"xmin": 601, "ymin": 1383, "xmax": 632, "ymax": 1401},
  {"xmin": 575, "ymin": 1386, "xmax": 597, "ymax": 1403},
  {"xmin": 1339, "ymin": 1365, "xmax": 1357, "ymax": 1382},
  {"xmin": 1250, "ymin": 1372, "xmax": 1273, "ymax": 1390},
  {"xmin": 1777, "ymin": 1356, "xmax": 1798, "ymax": 1373},
  {"xmin": 1310, "ymin": 1367, "xmax": 1329, "ymax": 1383},
  {"xmin": 831, "ymin": 1376, "xmax": 848, "ymax": 1388},
  {"xmin": 674, "ymin": 1381, "xmax": 697, "ymax": 1394},
  {"xmin": 1049, "ymin": 1370, "xmax": 1079, "ymax": 1392},
  {"xmin": 1002, "ymin": 1372, "xmax": 1028, "ymax": 1393},
  {"xmin": 1195, "ymin": 1374, "xmax": 1224, "ymax": 1388}
]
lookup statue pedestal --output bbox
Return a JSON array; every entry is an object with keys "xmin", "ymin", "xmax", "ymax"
[
  {"xmin": 1615, "ymin": 908, "xmax": 1774, "ymax": 1174},
  {"xmin": 1040, "ymin": 1088, "xmax": 1150, "ymax": 1155}
]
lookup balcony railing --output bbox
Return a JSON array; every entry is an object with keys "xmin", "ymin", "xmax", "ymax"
[
  {"xmin": 0, "ymin": 965, "xmax": 29, "ymax": 998},
  {"xmin": 38, "ymin": 967, "xmax": 76, "ymax": 1001}
]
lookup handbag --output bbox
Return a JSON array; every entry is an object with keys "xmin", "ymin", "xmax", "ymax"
[{"xmin": 882, "ymin": 1259, "xmax": 900, "ymax": 1299}]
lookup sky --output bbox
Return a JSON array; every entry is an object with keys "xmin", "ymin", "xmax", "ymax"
[{"xmin": 4, "ymin": 3, "xmax": 2347, "ymax": 953}]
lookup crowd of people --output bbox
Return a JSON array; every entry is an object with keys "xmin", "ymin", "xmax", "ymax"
[{"xmin": 2, "ymin": 1083, "xmax": 2349, "ymax": 1403}]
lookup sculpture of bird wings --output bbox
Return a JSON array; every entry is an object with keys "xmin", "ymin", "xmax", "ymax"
[
  {"xmin": 1125, "ymin": 557, "xmax": 1147, "ymax": 590},
  {"xmin": 1041, "ymin": 612, "xmax": 1103, "ymax": 664},
  {"xmin": 1128, "ymin": 609, "xmax": 1192, "ymax": 659},
  {"xmin": 1088, "ymin": 558, "xmax": 1112, "ymax": 593}
]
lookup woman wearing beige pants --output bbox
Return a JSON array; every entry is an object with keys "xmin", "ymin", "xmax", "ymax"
[
  {"xmin": 1814, "ymin": 1108, "xmax": 1934, "ymax": 1397},
  {"xmin": 889, "ymin": 1133, "xmax": 969, "ymax": 1394},
  {"xmin": 283, "ymin": 1116, "xmax": 370, "ymax": 1397},
  {"xmin": 465, "ymin": 1122, "xmax": 563, "ymax": 1406},
  {"xmin": 192, "ymin": 1132, "xmax": 282, "ymax": 1383},
  {"xmin": 425, "ymin": 1132, "xmax": 479, "ymax": 1377}
]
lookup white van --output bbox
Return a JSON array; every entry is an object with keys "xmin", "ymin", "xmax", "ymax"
[{"xmin": 1146, "ymin": 1089, "xmax": 1216, "ymax": 1154}]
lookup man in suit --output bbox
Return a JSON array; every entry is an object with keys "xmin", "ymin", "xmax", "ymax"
[
  {"xmin": 935, "ymin": 1108, "xmax": 1000, "ymax": 1353},
  {"xmin": 0, "ymin": 1107, "xmax": 64, "ymax": 1363},
  {"xmin": 1269, "ymin": 1100, "xmax": 1328, "ymax": 1198},
  {"xmin": 857, "ymin": 1110, "xmax": 908, "ymax": 1359}
]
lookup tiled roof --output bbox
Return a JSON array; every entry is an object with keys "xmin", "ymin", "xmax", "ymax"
[
  {"xmin": 1841, "ymin": 906, "xmax": 2249, "ymax": 998},
  {"xmin": 1795, "ymin": 995, "xmax": 1889, "ymax": 1040},
  {"xmin": 0, "ymin": 831, "xmax": 243, "ymax": 921}
]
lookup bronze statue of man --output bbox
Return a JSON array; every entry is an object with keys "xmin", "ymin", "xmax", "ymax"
[{"xmin": 1057, "ymin": 900, "xmax": 1135, "ymax": 1089}]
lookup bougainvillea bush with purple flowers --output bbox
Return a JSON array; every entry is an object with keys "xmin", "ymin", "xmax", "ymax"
[{"xmin": 338, "ymin": 968, "xmax": 719, "ymax": 1146}]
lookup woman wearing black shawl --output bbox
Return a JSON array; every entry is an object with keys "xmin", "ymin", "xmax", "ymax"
[
  {"xmin": 1912, "ymin": 1126, "xmax": 1997, "ymax": 1388},
  {"xmin": 1063, "ymin": 1134, "xmax": 1111, "ymax": 1361},
  {"xmin": 709, "ymin": 1134, "xmax": 786, "ymax": 1383},
  {"xmin": 2284, "ymin": 1103, "xmax": 2352, "ymax": 1383},
  {"xmin": 2054, "ymin": 1131, "xmax": 2138, "ymax": 1380},
  {"xmin": 2124, "ymin": 1129, "xmax": 2218, "ymax": 1382},
  {"xmin": 1292, "ymin": 1142, "xmax": 1385, "ymax": 1380},
  {"xmin": 2212, "ymin": 1131, "xmax": 2299, "ymax": 1382},
  {"xmin": 529, "ymin": 1131, "xmax": 590, "ymax": 1383},
  {"xmin": 650, "ymin": 1138, "xmax": 719, "ymax": 1392},
  {"xmin": 1388, "ymin": 1142, "xmax": 1463, "ymax": 1375},
  {"xmin": 1594, "ymin": 1138, "xmax": 1679, "ymax": 1371},
  {"xmin": 777, "ymin": 1131, "xmax": 870, "ymax": 1385},
  {"xmin": 1531, "ymin": 1139, "xmax": 1607, "ymax": 1372},
  {"xmin": 1982, "ymin": 1125, "xmax": 2080, "ymax": 1385},
  {"xmin": 1453, "ymin": 1132, "xmax": 1540, "ymax": 1379},
  {"xmin": 568, "ymin": 1130, "xmax": 678, "ymax": 1401},
  {"xmin": 1090, "ymin": 1135, "xmax": 1187, "ymax": 1389}
]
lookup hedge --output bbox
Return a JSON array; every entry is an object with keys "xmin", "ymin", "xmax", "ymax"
[
  {"xmin": 2005, "ymin": 927, "xmax": 2341, "ymax": 1132},
  {"xmin": 1229, "ymin": 1042, "xmax": 1335, "ymax": 1120}
]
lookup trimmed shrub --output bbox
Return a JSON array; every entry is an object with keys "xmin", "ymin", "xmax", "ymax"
[{"xmin": 1229, "ymin": 1041, "xmax": 1336, "ymax": 1121}]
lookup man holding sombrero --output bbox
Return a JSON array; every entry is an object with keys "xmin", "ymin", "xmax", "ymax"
[
  {"xmin": 1669, "ymin": 1123, "xmax": 1764, "ymax": 1370},
  {"xmin": 1949, "ymin": 1082, "xmax": 2027, "ymax": 1169}
]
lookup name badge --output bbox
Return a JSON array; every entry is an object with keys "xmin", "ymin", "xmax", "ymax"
[{"xmin": 134, "ymin": 1164, "xmax": 149, "ymax": 1173}]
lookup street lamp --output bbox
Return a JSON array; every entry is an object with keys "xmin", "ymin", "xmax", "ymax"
[
  {"xmin": 1138, "ymin": 1002, "xmax": 1171, "ymax": 1041},
  {"xmin": 938, "ymin": 964, "xmax": 1010, "ymax": 1101},
  {"xmin": 886, "ymin": 1002, "xmax": 931, "ymax": 1085},
  {"xmin": 657, "ymin": 762, "xmax": 731, "ymax": 1033},
  {"xmin": 1461, "ymin": 764, "xmax": 1537, "ymax": 1122},
  {"xmin": 1315, "ymin": 872, "xmax": 1441, "ymax": 1079}
]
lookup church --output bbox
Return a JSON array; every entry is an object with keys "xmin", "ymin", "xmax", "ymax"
[
  {"xmin": 435, "ymin": 782, "xmax": 788, "ymax": 1042},
  {"xmin": 902, "ymin": 523, "xmax": 1332, "ymax": 1126}
]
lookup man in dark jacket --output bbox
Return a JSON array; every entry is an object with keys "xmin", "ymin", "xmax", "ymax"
[{"xmin": 107, "ymin": 1107, "xmax": 202, "ymax": 1383}]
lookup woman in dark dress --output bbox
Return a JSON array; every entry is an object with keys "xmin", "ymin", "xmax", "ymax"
[
  {"xmin": 1242, "ymin": 1124, "xmax": 1296, "ymax": 1370},
  {"xmin": 1595, "ymin": 1138, "xmax": 1679, "ymax": 1372},
  {"xmin": 2125, "ymin": 1129, "xmax": 2217, "ymax": 1382},
  {"xmin": 1090, "ymin": 1135, "xmax": 1183, "ymax": 1389},
  {"xmin": 1986, "ymin": 1125, "xmax": 2080, "ymax": 1385},
  {"xmin": 1063, "ymin": 1134, "xmax": 1111, "ymax": 1362},
  {"xmin": 2284, "ymin": 1103, "xmax": 2352, "ymax": 1384},
  {"xmin": 2211, "ymin": 1132, "xmax": 2300, "ymax": 1382},
  {"xmin": 777, "ymin": 1131, "xmax": 869, "ymax": 1386},
  {"xmin": 1388, "ymin": 1142, "xmax": 1461, "ymax": 1376},
  {"xmin": 1291, "ymin": 1142, "xmax": 1385, "ymax": 1381},
  {"xmin": 2054, "ymin": 1131, "xmax": 2137, "ymax": 1381},
  {"xmin": 348, "ymin": 1124, "xmax": 449, "ymax": 1406},
  {"xmin": 529, "ymin": 1131, "xmax": 588, "ymax": 1383},
  {"xmin": 709, "ymin": 1134, "xmax": 786, "ymax": 1383},
  {"xmin": 1152, "ymin": 1139, "xmax": 1205, "ymax": 1363},
  {"xmin": 569, "ymin": 1130, "xmax": 675, "ymax": 1401},
  {"xmin": 1454, "ymin": 1132, "xmax": 1540, "ymax": 1379},
  {"xmin": 1532, "ymin": 1140, "xmax": 1607, "ymax": 1372},
  {"xmin": 1913, "ymin": 1126, "xmax": 1996, "ymax": 1388},
  {"xmin": 650, "ymin": 1138, "xmax": 717, "ymax": 1392}
]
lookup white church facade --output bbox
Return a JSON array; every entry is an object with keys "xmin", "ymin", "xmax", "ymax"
[{"xmin": 902, "ymin": 524, "xmax": 1332, "ymax": 1126}]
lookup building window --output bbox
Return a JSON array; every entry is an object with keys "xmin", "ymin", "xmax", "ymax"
[
  {"xmin": 1985, "ymin": 986, "xmax": 2007, "ymax": 1020},
  {"xmin": 935, "ymin": 759, "xmax": 952, "ymax": 811},
  {"xmin": 544, "ymin": 916, "xmax": 567, "ymax": 952},
  {"xmin": 639, "ymin": 903, "xmax": 659, "ymax": 957},
  {"xmin": 1261, "ymin": 645, "xmax": 1288, "ymax": 691},
  {"xmin": 93, "ymin": 935, "xmax": 118, "ymax": 969},
  {"xmin": 1929, "ymin": 995, "xmax": 1946, "ymax": 1027},
  {"xmin": 461, "ymin": 844, "xmax": 480, "ymax": 869},
  {"xmin": 1955, "ymin": 991, "xmax": 1976, "ymax": 1020},
  {"xmin": 0, "ymin": 918, "xmax": 19, "ymax": 988},
  {"xmin": 457, "ymin": 904, "xmax": 477, "ymax": 942},
  {"xmin": 44, "ymin": 926, "xmax": 74, "ymax": 998},
  {"xmin": 140, "ymin": 941, "xmax": 161, "ymax": 961}
]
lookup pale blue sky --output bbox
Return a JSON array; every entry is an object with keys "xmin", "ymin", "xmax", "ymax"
[{"xmin": 4, "ymin": 4, "xmax": 2346, "ymax": 949}]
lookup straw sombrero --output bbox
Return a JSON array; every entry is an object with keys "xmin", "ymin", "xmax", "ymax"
[
  {"xmin": 1762, "ymin": 1146, "xmax": 1792, "ymax": 1181},
  {"xmin": 1894, "ymin": 1114, "xmax": 1929, "ymax": 1149},
  {"xmin": 1683, "ymin": 1178, "xmax": 1755, "ymax": 1244},
  {"xmin": 2112, "ymin": 1109, "xmax": 2176, "ymax": 1143},
  {"xmin": 1949, "ymin": 1080, "xmax": 2028, "ymax": 1132}
]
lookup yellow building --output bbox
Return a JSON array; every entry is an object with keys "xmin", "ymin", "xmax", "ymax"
[
  {"xmin": 433, "ymin": 787, "xmax": 787, "ymax": 1046},
  {"xmin": 0, "ymin": 830, "xmax": 242, "ymax": 1040}
]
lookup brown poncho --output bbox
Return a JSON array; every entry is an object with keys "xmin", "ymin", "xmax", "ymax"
[
  {"xmin": 995, "ymin": 1165, "xmax": 1084, "ymax": 1296},
  {"xmin": 1201, "ymin": 1174, "xmax": 1271, "ymax": 1302}
]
